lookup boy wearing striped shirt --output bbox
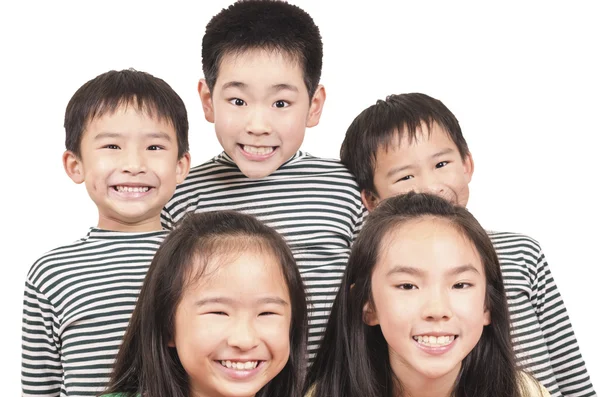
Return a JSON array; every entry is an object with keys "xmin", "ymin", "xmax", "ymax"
[
  {"xmin": 162, "ymin": 1, "xmax": 365, "ymax": 359},
  {"xmin": 340, "ymin": 92, "xmax": 595, "ymax": 397},
  {"xmin": 21, "ymin": 69, "xmax": 191, "ymax": 397}
]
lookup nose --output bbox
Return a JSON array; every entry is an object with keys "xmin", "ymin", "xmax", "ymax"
[
  {"xmin": 414, "ymin": 173, "xmax": 453, "ymax": 202},
  {"xmin": 422, "ymin": 289, "xmax": 453, "ymax": 321},
  {"xmin": 227, "ymin": 317, "xmax": 259, "ymax": 351},
  {"xmin": 121, "ymin": 148, "xmax": 146, "ymax": 175},
  {"xmin": 245, "ymin": 106, "xmax": 272, "ymax": 136}
]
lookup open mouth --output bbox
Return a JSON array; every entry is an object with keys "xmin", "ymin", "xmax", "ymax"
[
  {"xmin": 218, "ymin": 360, "xmax": 261, "ymax": 370},
  {"xmin": 240, "ymin": 144, "xmax": 276, "ymax": 156},
  {"xmin": 113, "ymin": 185, "xmax": 152, "ymax": 193},
  {"xmin": 412, "ymin": 335, "xmax": 457, "ymax": 347}
]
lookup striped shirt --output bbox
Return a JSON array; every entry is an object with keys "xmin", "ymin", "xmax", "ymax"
[
  {"xmin": 21, "ymin": 228, "xmax": 168, "ymax": 397},
  {"xmin": 491, "ymin": 231, "xmax": 596, "ymax": 397},
  {"xmin": 162, "ymin": 151, "xmax": 366, "ymax": 358}
]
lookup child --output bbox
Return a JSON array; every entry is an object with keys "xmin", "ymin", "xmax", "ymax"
[
  {"xmin": 102, "ymin": 210, "xmax": 308, "ymax": 397},
  {"xmin": 162, "ymin": 0, "xmax": 365, "ymax": 359},
  {"xmin": 21, "ymin": 69, "xmax": 191, "ymax": 397},
  {"xmin": 307, "ymin": 192, "xmax": 550, "ymax": 397},
  {"xmin": 339, "ymin": 93, "xmax": 595, "ymax": 396}
]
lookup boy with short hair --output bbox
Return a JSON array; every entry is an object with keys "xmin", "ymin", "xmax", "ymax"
[
  {"xmin": 21, "ymin": 69, "xmax": 191, "ymax": 397},
  {"xmin": 162, "ymin": 0, "xmax": 365, "ymax": 358},
  {"xmin": 340, "ymin": 92, "xmax": 595, "ymax": 397}
]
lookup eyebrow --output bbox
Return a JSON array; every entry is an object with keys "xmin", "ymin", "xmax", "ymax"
[
  {"xmin": 430, "ymin": 148, "xmax": 455, "ymax": 159},
  {"xmin": 386, "ymin": 164, "xmax": 412, "ymax": 178},
  {"xmin": 94, "ymin": 131, "xmax": 172, "ymax": 141},
  {"xmin": 386, "ymin": 264, "xmax": 481, "ymax": 277},
  {"xmin": 221, "ymin": 81, "xmax": 298, "ymax": 93},
  {"xmin": 194, "ymin": 296, "xmax": 289, "ymax": 307}
]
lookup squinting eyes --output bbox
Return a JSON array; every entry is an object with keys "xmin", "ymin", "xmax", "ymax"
[{"xmin": 435, "ymin": 161, "xmax": 449, "ymax": 168}]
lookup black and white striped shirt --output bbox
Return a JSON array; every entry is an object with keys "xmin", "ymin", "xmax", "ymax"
[
  {"xmin": 21, "ymin": 228, "xmax": 168, "ymax": 397},
  {"xmin": 162, "ymin": 151, "xmax": 366, "ymax": 357},
  {"xmin": 490, "ymin": 231, "xmax": 596, "ymax": 397}
]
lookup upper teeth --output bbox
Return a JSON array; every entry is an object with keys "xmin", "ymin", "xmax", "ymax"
[
  {"xmin": 243, "ymin": 145, "xmax": 274, "ymax": 155},
  {"xmin": 220, "ymin": 360, "xmax": 258, "ymax": 370},
  {"xmin": 116, "ymin": 186, "xmax": 149, "ymax": 193},
  {"xmin": 414, "ymin": 335, "xmax": 455, "ymax": 346}
]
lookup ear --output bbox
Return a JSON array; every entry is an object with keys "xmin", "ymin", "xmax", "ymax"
[
  {"xmin": 362, "ymin": 301, "xmax": 379, "ymax": 326},
  {"xmin": 306, "ymin": 84, "xmax": 326, "ymax": 128},
  {"xmin": 198, "ymin": 79, "xmax": 215, "ymax": 123},
  {"xmin": 361, "ymin": 189, "xmax": 379, "ymax": 212},
  {"xmin": 175, "ymin": 152, "xmax": 192, "ymax": 184},
  {"xmin": 168, "ymin": 338, "xmax": 176, "ymax": 348},
  {"xmin": 63, "ymin": 150, "xmax": 85, "ymax": 184},
  {"xmin": 463, "ymin": 153, "xmax": 474, "ymax": 183},
  {"xmin": 483, "ymin": 306, "xmax": 491, "ymax": 326}
]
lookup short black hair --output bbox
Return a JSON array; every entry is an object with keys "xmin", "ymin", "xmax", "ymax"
[
  {"xmin": 340, "ymin": 93, "xmax": 470, "ymax": 196},
  {"xmin": 202, "ymin": 0, "xmax": 322, "ymax": 98},
  {"xmin": 64, "ymin": 69, "xmax": 189, "ymax": 158}
]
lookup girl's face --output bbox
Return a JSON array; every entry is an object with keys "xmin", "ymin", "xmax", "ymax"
[
  {"xmin": 171, "ymin": 250, "xmax": 292, "ymax": 397},
  {"xmin": 364, "ymin": 217, "xmax": 490, "ymax": 389}
]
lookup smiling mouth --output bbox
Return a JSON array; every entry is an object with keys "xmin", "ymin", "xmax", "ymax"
[
  {"xmin": 113, "ymin": 185, "xmax": 152, "ymax": 193},
  {"xmin": 219, "ymin": 360, "xmax": 260, "ymax": 370},
  {"xmin": 412, "ymin": 335, "xmax": 457, "ymax": 347},
  {"xmin": 240, "ymin": 144, "xmax": 276, "ymax": 156}
]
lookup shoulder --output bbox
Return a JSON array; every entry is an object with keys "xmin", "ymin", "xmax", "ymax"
[
  {"xmin": 519, "ymin": 372, "xmax": 551, "ymax": 397},
  {"xmin": 26, "ymin": 233, "xmax": 91, "ymax": 284},
  {"xmin": 486, "ymin": 230, "xmax": 542, "ymax": 254},
  {"xmin": 304, "ymin": 384, "xmax": 316, "ymax": 397}
]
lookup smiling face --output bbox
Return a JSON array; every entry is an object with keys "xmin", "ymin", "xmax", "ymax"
[
  {"xmin": 171, "ymin": 249, "xmax": 292, "ymax": 397},
  {"xmin": 365, "ymin": 122, "xmax": 473, "ymax": 211},
  {"xmin": 363, "ymin": 216, "xmax": 490, "ymax": 390},
  {"xmin": 63, "ymin": 105, "xmax": 190, "ymax": 232},
  {"xmin": 199, "ymin": 49, "xmax": 325, "ymax": 179}
]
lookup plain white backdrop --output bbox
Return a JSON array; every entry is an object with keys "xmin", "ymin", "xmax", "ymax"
[{"xmin": 1, "ymin": 0, "xmax": 598, "ymax": 392}]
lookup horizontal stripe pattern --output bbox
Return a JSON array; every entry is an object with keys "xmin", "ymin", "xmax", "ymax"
[
  {"xmin": 490, "ymin": 231, "xmax": 596, "ymax": 397},
  {"xmin": 22, "ymin": 229, "xmax": 168, "ymax": 397},
  {"xmin": 162, "ymin": 151, "xmax": 366, "ymax": 359}
]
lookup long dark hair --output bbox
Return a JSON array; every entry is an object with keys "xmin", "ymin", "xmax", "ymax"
[
  {"xmin": 307, "ymin": 192, "xmax": 523, "ymax": 397},
  {"xmin": 103, "ymin": 211, "xmax": 307, "ymax": 397}
]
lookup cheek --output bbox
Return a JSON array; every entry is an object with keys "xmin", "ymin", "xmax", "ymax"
[{"xmin": 260, "ymin": 315, "xmax": 292, "ymax": 355}]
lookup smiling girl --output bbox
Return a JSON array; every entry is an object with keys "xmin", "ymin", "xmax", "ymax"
[
  {"xmin": 102, "ymin": 211, "xmax": 307, "ymax": 397},
  {"xmin": 306, "ymin": 192, "xmax": 549, "ymax": 397}
]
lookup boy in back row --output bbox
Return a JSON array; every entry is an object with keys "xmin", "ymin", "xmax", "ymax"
[
  {"xmin": 161, "ymin": 0, "xmax": 365, "ymax": 359},
  {"xmin": 21, "ymin": 70, "xmax": 191, "ymax": 396},
  {"xmin": 340, "ymin": 93, "xmax": 596, "ymax": 397}
]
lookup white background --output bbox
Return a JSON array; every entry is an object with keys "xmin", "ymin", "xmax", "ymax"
[{"xmin": 1, "ymin": 0, "xmax": 598, "ymax": 392}]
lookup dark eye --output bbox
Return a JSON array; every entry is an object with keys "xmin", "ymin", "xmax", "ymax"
[
  {"xmin": 273, "ymin": 100, "xmax": 289, "ymax": 108},
  {"xmin": 104, "ymin": 144, "xmax": 120, "ymax": 150},
  {"xmin": 259, "ymin": 311, "xmax": 277, "ymax": 316},
  {"xmin": 453, "ymin": 282, "xmax": 472, "ymax": 289},
  {"xmin": 397, "ymin": 175, "xmax": 414, "ymax": 182},
  {"xmin": 230, "ymin": 98, "xmax": 246, "ymax": 106},
  {"xmin": 209, "ymin": 311, "xmax": 228, "ymax": 316},
  {"xmin": 396, "ymin": 283, "xmax": 417, "ymax": 290},
  {"xmin": 436, "ymin": 161, "xmax": 449, "ymax": 168},
  {"xmin": 147, "ymin": 145, "xmax": 163, "ymax": 151}
]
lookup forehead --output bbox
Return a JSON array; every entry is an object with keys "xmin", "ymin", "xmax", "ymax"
[
  {"xmin": 185, "ymin": 249, "xmax": 289, "ymax": 296},
  {"xmin": 84, "ymin": 104, "xmax": 175, "ymax": 134},
  {"xmin": 376, "ymin": 217, "xmax": 483, "ymax": 274},
  {"xmin": 380, "ymin": 122, "xmax": 458, "ymax": 157},
  {"xmin": 215, "ymin": 49, "xmax": 305, "ymax": 89}
]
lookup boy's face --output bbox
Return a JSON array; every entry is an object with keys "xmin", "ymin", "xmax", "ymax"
[
  {"xmin": 199, "ymin": 49, "xmax": 325, "ymax": 179},
  {"xmin": 63, "ymin": 105, "xmax": 190, "ymax": 232},
  {"xmin": 364, "ymin": 122, "xmax": 473, "ymax": 211}
]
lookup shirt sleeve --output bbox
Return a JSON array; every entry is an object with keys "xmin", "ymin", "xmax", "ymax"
[
  {"xmin": 351, "ymin": 203, "xmax": 367, "ymax": 244},
  {"xmin": 21, "ymin": 279, "xmax": 63, "ymax": 397},
  {"xmin": 533, "ymin": 247, "xmax": 596, "ymax": 396},
  {"xmin": 160, "ymin": 205, "xmax": 174, "ymax": 230}
]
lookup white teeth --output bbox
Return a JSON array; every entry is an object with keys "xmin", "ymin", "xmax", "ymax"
[
  {"xmin": 243, "ymin": 145, "xmax": 274, "ymax": 155},
  {"xmin": 219, "ymin": 360, "xmax": 259, "ymax": 370},
  {"xmin": 116, "ymin": 186, "xmax": 150, "ymax": 193},
  {"xmin": 413, "ymin": 335, "xmax": 455, "ymax": 347}
]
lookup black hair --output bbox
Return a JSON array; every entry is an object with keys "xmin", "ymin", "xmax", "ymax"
[
  {"xmin": 104, "ymin": 210, "xmax": 307, "ymax": 397},
  {"xmin": 64, "ymin": 68, "xmax": 189, "ymax": 158},
  {"xmin": 202, "ymin": 0, "xmax": 322, "ymax": 98},
  {"xmin": 340, "ymin": 93, "xmax": 469, "ymax": 196},
  {"xmin": 307, "ymin": 192, "xmax": 526, "ymax": 397}
]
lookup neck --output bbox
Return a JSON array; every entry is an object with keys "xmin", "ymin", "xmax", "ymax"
[{"xmin": 97, "ymin": 214, "xmax": 162, "ymax": 232}]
